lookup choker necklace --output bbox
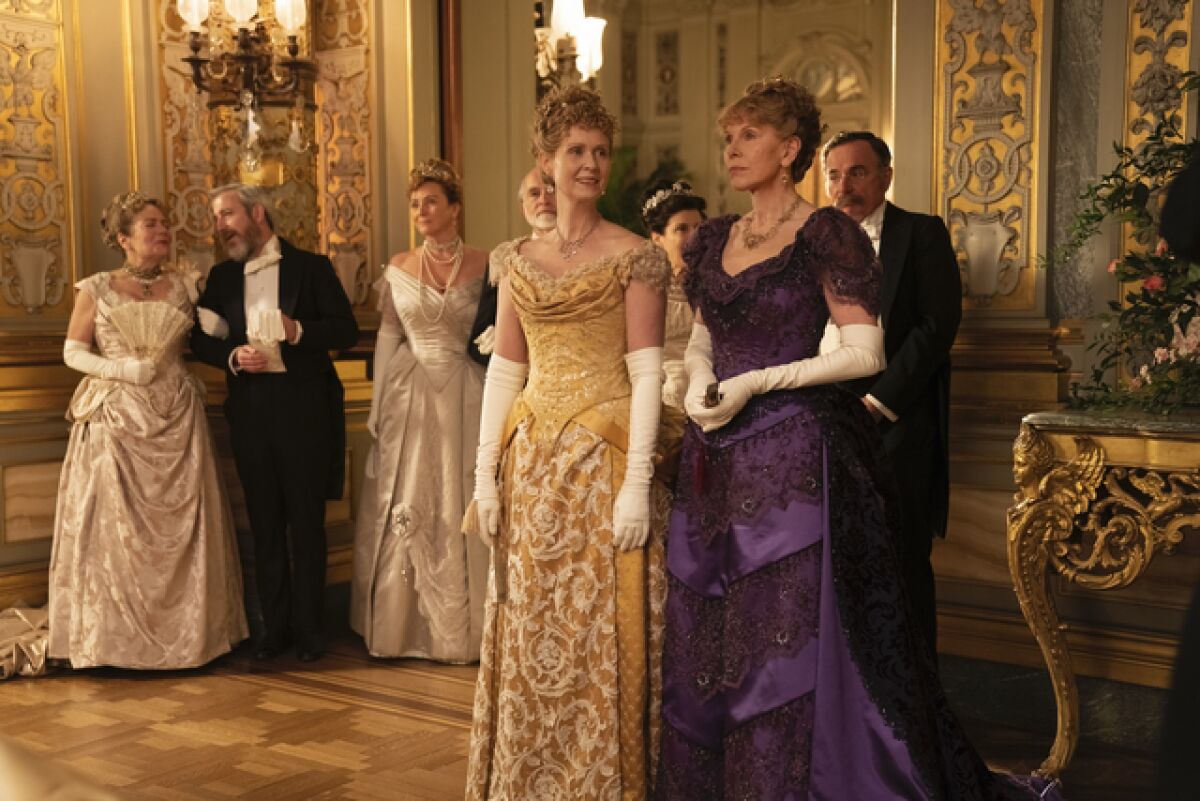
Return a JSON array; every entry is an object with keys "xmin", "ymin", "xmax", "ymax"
[
  {"xmin": 557, "ymin": 216, "xmax": 601, "ymax": 260},
  {"xmin": 418, "ymin": 239, "xmax": 464, "ymax": 323},
  {"xmin": 124, "ymin": 264, "xmax": 163, "ymax": 297},
  {"xmin": 424, "ymin": 235, "xmax": 463, "ymax": 262},
  {"xmin": 740, "ymin": 193, "xmax": 803, "ymax": 250}
]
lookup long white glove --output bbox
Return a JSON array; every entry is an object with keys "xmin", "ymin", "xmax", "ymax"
[
  {"xmin": 63, "ymin": 339, "xmax": 156, "ymax": 385},
  {"xmin": 689, "ymin": 323, "xmax": 885, "ymax": 432},
  {"xmin": 612, "ymin": 346, "xmax": 663, "ymax": 551},
  {"xmin": 473, "ymin": 354, "xmax": 528, "ymax": 544},
  {"xmin": 366, "ymin": 321, "xmax": 403, "ymax": 438},
  {"xmin": 681, "ymin": 323, "xmax": 718, "ymax": 422}
]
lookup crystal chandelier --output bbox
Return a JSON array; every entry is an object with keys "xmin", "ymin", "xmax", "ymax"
[
  {"xmin": 178, "ymin": 0, "xmax": 314, "ymax": 111},
  {"xmin": 535, "ymin": 0, "xmax": 607, "ymax": 98}
]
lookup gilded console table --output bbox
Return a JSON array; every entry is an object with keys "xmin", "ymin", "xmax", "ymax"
[{"xmin": 1007, "ymin": 410, "xmax": 1200, "ymax": 777}]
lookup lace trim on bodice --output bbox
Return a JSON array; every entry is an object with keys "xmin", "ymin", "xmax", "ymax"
[{"xmin": 497, "ymin": 241, "xmax": 667, "ymax": 441}]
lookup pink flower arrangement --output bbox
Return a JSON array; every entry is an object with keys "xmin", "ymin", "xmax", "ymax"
[{"xmin": 1143, "ymin": 275, "xmax": 1166, "ymax": 292}]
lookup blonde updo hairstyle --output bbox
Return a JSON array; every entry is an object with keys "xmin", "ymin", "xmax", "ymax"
[
  {"xmin": 530, "ymin": 85, "xmax": 618, "ymax": 159},
  {"xmin": 100, "ymin": 191, "xmax": 166, "ymax": 254},
  {"xmin": 718, "ymin": 75, "xmax": 825, "ymax": 182},
  {"xmin": 407, "ymin": 158, "xmax": 463, "ymax": 205}
]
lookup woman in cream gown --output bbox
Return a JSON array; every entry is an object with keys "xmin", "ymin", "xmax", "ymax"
[
  {"xmin": 465, "ymin": 87, "xmax": 676, "ymax": 801},
  {"xmin": 640, "ymin": 180, "xmax": 707, "ymax": 409},
  {"xmin": 350, "ymin": 159, "xmax": 490, "ymax": 662},
  {"xmin": 48, "ymin": 191, "xmax": 247, "ymax": 669}
]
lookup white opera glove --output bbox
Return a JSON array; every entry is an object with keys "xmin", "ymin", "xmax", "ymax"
[
  {"xmin": 692, "ymin": 323, "xmax": 886, "ymax": 433},
  {"xmin": 681, "ymin": 323, "xmax": 718, "ymax": 422},
  {"xmin": 63, "ymin": 339, "xmax": 156, "ymax": 385},
  {"xmin": 197, "ymin": 307, "xmax": 230, "ymax": 340},
  {"xmin": 612, "ymin": 347, "xmax": 663, "ymax": 551},
  {"xmin": 367, "ymin": 322, "xmax": 403, "ymax": 438},
  {"xmin": 473, "ymin": 354, "xmax": 528, "ymax": 545},
  {"xmin": 249, "ymin": 308, "xmax": 287, "ymax": 342}
]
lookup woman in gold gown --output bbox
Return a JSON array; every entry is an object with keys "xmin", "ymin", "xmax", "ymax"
[
  {"xmin": 465, "ymin": 86, "xmax": 674, "ymax": 800},
  {"xmin": 47, "ymin": 191, "xmax": 247, "ymax": 669}
]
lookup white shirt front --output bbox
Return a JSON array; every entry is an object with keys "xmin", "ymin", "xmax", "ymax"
[{"xmin": 232, "ymin": 235, "xmax": 287, "ymax": 373}]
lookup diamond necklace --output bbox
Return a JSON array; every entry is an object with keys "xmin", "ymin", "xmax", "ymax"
[
  {"xmin": 740, "ymin": 193, "xmax": 802, "ymax": 250},
  {"xmin": 124, "ymin": 263, "xmax": 163, "ymax": 297},
  {"xmin": 557, "ymin": 216, "xmax": 601, "ymax": 260}
]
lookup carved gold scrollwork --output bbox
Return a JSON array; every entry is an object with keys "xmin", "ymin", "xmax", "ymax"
[{"xmin": 1007, "ymin": 423, "xmax": 1200, "ymax": 777}]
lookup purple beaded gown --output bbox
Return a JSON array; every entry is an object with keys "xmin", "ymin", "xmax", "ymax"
[{"xmin": 656, "ymin": 208, "xmax": 1061, "ymax": 800}]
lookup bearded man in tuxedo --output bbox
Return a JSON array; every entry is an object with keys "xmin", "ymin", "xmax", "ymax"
[{"xmin": 191, "ymin": 183, "xmax": 359, "ymax": 662}]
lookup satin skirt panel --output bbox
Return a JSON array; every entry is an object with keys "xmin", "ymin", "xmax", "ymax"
[{"xmin": 47, "ymin": 371, "xmax": 248, "ymax": 669}]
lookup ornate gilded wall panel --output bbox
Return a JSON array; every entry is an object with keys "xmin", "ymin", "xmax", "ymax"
[
  {"xmin": 935, "ymin": 0, "xmax": 1043, "ymax": 310},
  {"xmin": 0, "ymin": 0, "xmax": 72, "ymax": 323},
  {"xmin": 315, "ymin": 0, "xmax": 372, "ymax": 309},
  {"xmin": 1122, "ymin": 0, "xmax": 1191, "ymax": 250}
]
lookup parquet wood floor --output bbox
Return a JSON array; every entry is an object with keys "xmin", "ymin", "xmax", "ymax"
[
  {"xmin": 0, "ymin": 640, "xmax": 477, "ymax": 800},
  {"xmin": 0, "ymin": 624, "xmax": 1156, "ymax": 800}
]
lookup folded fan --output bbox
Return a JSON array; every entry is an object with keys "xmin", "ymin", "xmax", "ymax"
[{"xmin": 105, "ymin": 301, "xmax": 192, "ymax": 361}]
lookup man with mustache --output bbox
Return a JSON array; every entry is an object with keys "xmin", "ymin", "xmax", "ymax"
[
  {"xmin": 822, "ymin": 131, "xmax": 962, "ymax": 657},
  {"xmin": 191, "ymin": 183, "xmax": 359, "ymax": 663},
  {"xmin": 467, "ymin": 167, "xmax": 557, "ymax": 364}
]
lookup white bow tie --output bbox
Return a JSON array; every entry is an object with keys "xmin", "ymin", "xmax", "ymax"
[{"xmin": 244, "ymin": 252, "xmax": 280, "ymax": 275}]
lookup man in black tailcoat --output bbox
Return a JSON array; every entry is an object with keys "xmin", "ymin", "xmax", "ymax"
[
  {"xmin": 823, "ymin": 131, "xmax": 963, "ymax": 655},
  {"xmin": 191, "ymin": 183, "xmax": 358, "ymax": 663}
]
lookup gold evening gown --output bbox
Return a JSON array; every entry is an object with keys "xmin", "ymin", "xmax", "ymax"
[
  {"xmin": 350, "ymin": 266, "xmax": 489, "ymax": 661},
  {"xmin": 47, "ymin": 271, "xmax": 247, "ymax": 669},
  {"xmin": 465, "ymin": 240, "xmax": 677, "ymax": 801}
]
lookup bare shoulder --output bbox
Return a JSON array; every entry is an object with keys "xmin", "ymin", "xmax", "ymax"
[
  {"xmin": 387, "ymin": 249, "xmax": 420, "ymax": 277},
  {"xmin": 597, "ymin": 221, "xmax": 646, "ymax": 255}
]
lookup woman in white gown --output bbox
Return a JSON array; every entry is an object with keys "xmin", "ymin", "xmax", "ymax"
[
  {"xmin": 640, "ymin": 180, "xmax": 706, "ymax": 409},
  {"xmin": 48, "ymin": 191, "xmax": 247, "ymax": 669},
  {"xmin": 350, "ymin": 159, "xmax": 491, "ymax": 662}
]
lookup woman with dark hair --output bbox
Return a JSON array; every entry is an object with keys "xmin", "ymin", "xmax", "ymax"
[
  {"xmin": 48, "ymin": 191, "xmax": 247, "ymax": 669},
  {"xmin": 641, "ymin": 180, "xmax": 707, "ymax": 408},
  {"xmin": 350, "ymin": 158, "xmax": 491, "ymax": 662},
  {"xmin": 657, "ymin": 76, "xmax": 1060, "ymax": 799}
]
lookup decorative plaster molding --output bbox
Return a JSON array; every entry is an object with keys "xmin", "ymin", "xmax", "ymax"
[{"xmin": 935, "ymin": 0, "xmax": 1042, "ymax": 309}]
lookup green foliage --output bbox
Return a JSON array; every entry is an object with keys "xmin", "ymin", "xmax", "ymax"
[
  {"xmin": 597, "ymin": 147, "xmax": 688, "ymax": 235},
  {"xmin": 1046, "ymin": 72, "xmax": 1200, "ymax": 414}
]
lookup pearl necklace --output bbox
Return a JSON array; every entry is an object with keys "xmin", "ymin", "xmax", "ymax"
[
  {"xmin": 740, "ymin": 193, "xmax": 802, "ymax": 250},
  {"xmin": 124, "ymin": 264, "xmax": 163, "ymax": 297},
  {"xmin": 417, "ymin": 239, "xmax": 464, "ymax": 323}
]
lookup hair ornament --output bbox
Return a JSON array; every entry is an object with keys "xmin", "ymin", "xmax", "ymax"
[{"xmin": 641, "ymin": 180, "xmax": 697, "ymax": 217}]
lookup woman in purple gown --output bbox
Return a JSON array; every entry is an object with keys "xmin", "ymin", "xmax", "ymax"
[{"xmin": 656, "ymin": 76, "xmax": 1061, "ymax": 800}]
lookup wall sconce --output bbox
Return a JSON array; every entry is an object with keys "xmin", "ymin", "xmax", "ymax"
[{"xmin": 535, "ymin": 0, "xmax": 607, "ymax": 96}]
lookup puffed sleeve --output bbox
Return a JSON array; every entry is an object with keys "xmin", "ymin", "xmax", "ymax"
[
  {"xmin": 621, "ymin": 240, "xmax": 671, "ymax": 292},
  {"xmin": 682, "ymin": 215, "xmax": 736, "ymax": 310},
  {"xmin": 488, "ymin": 239, "xmax": 521, "ymax": 286},
  {"xmin": 73, "ymin": 272, "xmax": 107, "ymax": 300},
  {"xmin": 805, "ymin": 207, "xmax": 882, "ymax": 316}
]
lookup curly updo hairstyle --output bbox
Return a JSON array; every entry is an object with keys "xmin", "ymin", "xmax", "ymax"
[
  {"xmin": 531, "ymin": 84, "xmax": 618, "ymax": 158},
  {"xmin": 717, "ymin": 75, "xmax": 825, "ymax": 183},
  {"xmin": 100, "ymin": 191, "xmax": 166, "ymax": 254},
  {"xmin": 640, "ymin": 180, "xmax": 708, "ymax": 235},
  {"xmin": 408, "ymin": 157, "xmax": 462, "ymax": 205}
]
